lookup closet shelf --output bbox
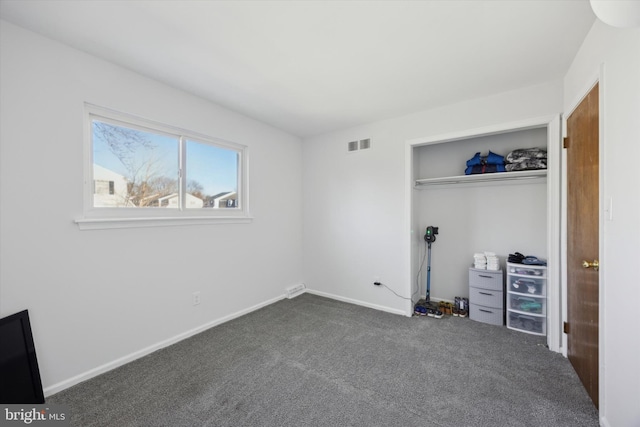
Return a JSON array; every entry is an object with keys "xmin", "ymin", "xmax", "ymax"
[{"xmin": 415, "ymin": 169, "xmax": 546, "ymax": 187}]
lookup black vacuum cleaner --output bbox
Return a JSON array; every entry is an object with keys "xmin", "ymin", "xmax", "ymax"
[
  {"xmin": 424, "ymin": 225, "xmax": 438, "ymax": 302},
  {"xmin": 414, "ymin": 225, "xmax": 440, "ymax": 317}
]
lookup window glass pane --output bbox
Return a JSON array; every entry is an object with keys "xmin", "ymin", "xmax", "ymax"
[
  {"xmin": 92, "ymin": 120, "xmax": 179, "ymax": 208},
  {"xmin": 185, "ymin": 140, "xmax": 239, "ymax": 209}
]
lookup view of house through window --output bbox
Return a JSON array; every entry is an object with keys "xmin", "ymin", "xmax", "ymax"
[
  {"xmin": 91, "ymin": 119, "xmax": 240, "ymax": 210},
  {"xmin": 185, "ymin": 139, "xmax": 239, "ymax": 209}
]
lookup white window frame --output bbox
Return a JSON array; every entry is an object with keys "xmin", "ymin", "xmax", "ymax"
[{"xmin": 76, "ymin": 104, "xmax": 251, "ymax": 230}]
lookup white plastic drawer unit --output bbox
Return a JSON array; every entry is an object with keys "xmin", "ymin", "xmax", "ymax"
[
  {"xmin": 506, "ymin": 262, "xmax": 547, "ymax": 336},
  {"xmin": 468, "ymin": 268, "xmax": 503, "ymax": 291}
]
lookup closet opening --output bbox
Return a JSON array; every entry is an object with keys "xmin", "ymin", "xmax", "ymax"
[{"xmin": 404, "ymin": 116, "xmax": 562, "ymax": 352}]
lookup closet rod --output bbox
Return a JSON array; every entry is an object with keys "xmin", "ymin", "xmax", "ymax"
[{"xmin": 415, "ymin": 170, "xmax": 547, "ymax": 187}]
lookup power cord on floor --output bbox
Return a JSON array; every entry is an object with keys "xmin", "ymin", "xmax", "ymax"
[
  {"xmin": 373, "ymin": 282, "xmax": 416, "ymax": 301},
  {"xmin": 372, "ymin": 240, "xmax": 425, "ymax": 303}
]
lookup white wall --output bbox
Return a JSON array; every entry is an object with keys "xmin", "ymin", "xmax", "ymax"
[
  {"xmin": 563, "ymin": 21, "xmax": 640, "ymax": 427},
  {"xmin": 0, "ymin": 21, "xmax": 303, "ymax": 393},
  {"xmin": 302, "ymin": 81, "xmax": 562, "ymax": 315}
]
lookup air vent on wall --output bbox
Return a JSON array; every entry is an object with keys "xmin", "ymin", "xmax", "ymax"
[
  {"xmin": 285, "ymin": 284, "xmax": 306, "ymax": 299},
  {"xmin": 347, "ymin": 138, "xmax": 371, "ymax": 153}
]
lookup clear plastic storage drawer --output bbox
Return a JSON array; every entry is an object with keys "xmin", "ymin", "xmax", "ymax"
[
  {"xmin": 507, "ymin": 263, "xmax": 547, "ymax": 278},
  {"xmin": 508, "ymin": 293, "xmax": 546, "ymax": 316},
  {"xmin": 507, "ymin": 312, "xmax": 546, "ymax": 336},
  {"xmin": 508, "ymin": 276, "xmax": 546, "ymax": 296}
]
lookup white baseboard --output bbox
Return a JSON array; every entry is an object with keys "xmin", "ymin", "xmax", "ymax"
[
  {"xmin": 305, "ymin": 289, "xmax": 408, "ymax": 317},
  {"xmin": 44, "ymin": 294, "xmax": 285, "ymax": 397}
]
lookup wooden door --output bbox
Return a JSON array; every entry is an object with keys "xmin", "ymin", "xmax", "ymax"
[{"xmin": 566, "ymin": 82, "xmax": 599, "ymax": 408}]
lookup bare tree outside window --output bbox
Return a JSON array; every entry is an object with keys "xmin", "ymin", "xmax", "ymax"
[
  {"xmin": 91, "ymin": 120, "xmax": 238, "ymax": 210},
  {"xmin": 93, "ymin": 121, "xmax": 179, "ymax": 208}
]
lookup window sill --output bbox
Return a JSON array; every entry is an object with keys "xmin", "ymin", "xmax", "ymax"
[{"xmin": 75, "ymin": 215, "xmax": 253, "ymax": 230}]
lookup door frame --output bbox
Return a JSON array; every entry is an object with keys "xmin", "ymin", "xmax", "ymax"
[
  {"xmin": 561, "ymin": 65, "xmax": 605, "ymax": 413},
  {"xmin": 404, "ymin": 114, "xmax": 562, "ymax": 352}
]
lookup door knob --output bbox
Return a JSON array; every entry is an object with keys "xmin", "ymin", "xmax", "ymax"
[{"xmin": 582, "ymin": 260, "xmax": 599, "ymax": 271}]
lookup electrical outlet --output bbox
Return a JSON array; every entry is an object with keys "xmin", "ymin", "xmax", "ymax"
[{"xmin": 192, "ymin": 291, "xmax": 201, "ymax": 306}]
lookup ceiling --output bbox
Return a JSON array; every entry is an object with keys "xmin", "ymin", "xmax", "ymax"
[{"xmin": 0, "ymin": 1, "xmax": 596, "ymax": 138}]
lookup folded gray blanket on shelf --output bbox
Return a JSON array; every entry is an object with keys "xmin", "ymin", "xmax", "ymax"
[
  {"xmin": 506, "ymin": 159, "xmax": 547, "ymax": 171},
  {"xmin": 506, "ymin": 147, "xmax": 547, "ymax": 162},
  {"xmin": 506, "ymin": 147, "xmax": 547, "ymax": 170}
]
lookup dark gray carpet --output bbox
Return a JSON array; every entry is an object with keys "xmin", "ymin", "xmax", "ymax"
[{"xmin": 49, "ymin": 294, "xmax": 598, "ymax": 426}]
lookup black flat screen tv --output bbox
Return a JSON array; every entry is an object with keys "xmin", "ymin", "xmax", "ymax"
[{"xmin": 0, "ymin": 310, "xmax": 45, "ymax": 403}]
